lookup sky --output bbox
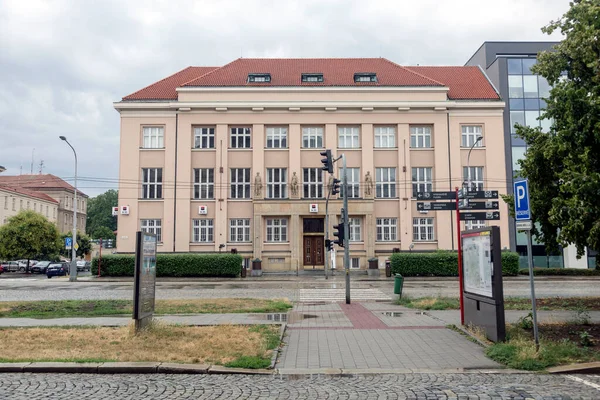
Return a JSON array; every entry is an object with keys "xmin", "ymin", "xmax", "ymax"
[{"xmin": 0, "ymin": 0, "xmax": 567, "ymax": 197}]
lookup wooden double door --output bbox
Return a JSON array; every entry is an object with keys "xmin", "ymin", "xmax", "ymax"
[{"xmin": 303, "ymin": 236, "xmax": 324, "ymax": 268}]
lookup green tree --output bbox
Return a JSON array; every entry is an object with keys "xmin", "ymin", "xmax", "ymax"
[
  {"xmin": 60, "ymin": 231, "xmax": 92, "ymax": 259},
  {"xmin": 0, "ymin": 211, "xmax": 61, "ymax": 268},
  {"xmin": 92, "ymin": 226, "xmax": 116, "ymax": 241},
  {"xmin": 514, "ymin": 0, "xmax": 600, "ymax": 256},
  {"xmin": 86, "ymin": 189, "xmax": 118, "ymax": 235}
]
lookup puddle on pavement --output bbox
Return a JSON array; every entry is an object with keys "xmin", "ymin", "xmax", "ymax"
[
  {"xmin": 251, "ymin": 312, "xmax": 318, "ymax": 323},
  {"xmin": 382, "ymin": 312, "xmax": 403, "ymax": 317}
]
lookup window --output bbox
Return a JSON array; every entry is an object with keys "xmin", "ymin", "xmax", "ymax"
[
  {"xmin": 230, "ymin": 168, "xmax": 251, "ymax": 199},
  {"xmin": 463, "ymin": 167, "xmax": 484, "ymax": 191},
  {"xmin": 410, "ymin": 126, "xmax": 432, "ymax": 148},
  {"xmin": 27, "ymin": 201, "xmax": 30, "ymax": 209},
  {"xmin": 248, "ymin": 73, "xmax": 271, "ymax": 83},
  {"xmin": 230, "ymin": 219, "xmax": 250, "ymax": 242},
  {"xmin": 45, "ymin": 206, "xmax": 48, "ymax": 217},
  {"xmin": 523, "ymin": 75, "xmax": 538, "ymax": 98},
  {"xmin": 339, "ymin": 167, "xmax": 360, "ymax": 198},
  {"xmin": 266, "ymin": 127, "xmax": 287, "ymax": 149},
  {"xmin": 413, "ymin": 218, "xmax": 434, "ymax": 241},
  {"xmin": 376, "ymin": 218, "xmax": 397, "ymax": 241},
  {"xmin": 301, "ymin": 73, "xmax": 323, "ymax": 82},
  {"xmin": 348, "ymin": 217, "xmax": 362, "ymax": 242},
  {"xmin": 412, "ymin": 167, "xmax": 432, "ymax": 197},
  {"xmin": 142, "ymin": 168, "xmax": 163, "ymax": 199},
  {"xmin": 19, "ymin": 200, "xmax": 22, "ymax": 210},
  {"xmin": 142, "ymin": 126, "xmax": 164, "ymax": 149},
  {"xmin": 525, "ymin": 110, "xmax": 540, "ymax": 128},
  {"xmin": 194, "ymin": 127, "xmax": 215, "ymax": 149},
  {"xmin": 267, "ymin": 168, "xmax": 287, "ymax": 199},
  {"xmin": 374, "ymin": 126, "xmax": 396, "ymax": 148},
  {"xmin": 193, "ymin": 168, "xmax": 214, "ymax": 199},
  {"xmin": 461, "ymin": 126, "xmax": 483, "ymax": 147},
  {"xmin": 351, "ymin": 258, "xmax": 360, "ymax": 269},
  {"xmin": 302, "ymin": 127, "xmax": 323, "ymax": 148},
  {"xmin": 354, "ymin": 73, "xmax": 377, "ymax": 82},
  {"xmin": 33, "ymin": 202, "xmax": 36, "ymax": 212},
  {"xmin": 303, "ymin": 168, "xmax": 323, "ymax": 199},
  {"xmin": 12, "ymin": 198, "xmax": 15, "ymax": 211},
  {"xmin": 465, "ymin": 220, "xmax": 486, "ymax": 230},
  {"xmin": 141, "ymin": 219, "xmax": 162, "ymax": 242},
  {"xmin": 53, "ymin": 208, "xmax": 56, "ymax": 218},
  {"xmin": 338, "ymin": 126, "xmax": 360, "ymax": 149},
  {"xmin": 375, "ymin": 168, "xmax": 396, "ymax": 198},
  {"xmin": 266, "ymin": 218, "xmax": 287, "ymax": 242},
  {"xmin": 4, "ymin": 196, "xmax": 7, "ymax": 210},
  {"xmin": 192, "ymin": 219, "xmax": 214, "ymax": 242},
  {"xmin": 230, "ymin": 127, "xmax": 251, "ymax": 149},
  {"xmin": 512, "ymin": 147, "xmax": 526, "ymax": 171}
]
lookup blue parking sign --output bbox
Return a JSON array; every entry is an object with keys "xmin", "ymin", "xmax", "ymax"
[
  {"xmin": 514, "ymin": 180, "xmax": 531, "ymax": 221},
  {"xmin": 65, "ymin": 237, "xmax": 72, "ymax": 249}
]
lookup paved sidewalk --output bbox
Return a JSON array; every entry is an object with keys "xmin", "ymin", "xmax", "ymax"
[{"xmin": 429, "ymin": 310, "xmax": 600, "ymax": 326}]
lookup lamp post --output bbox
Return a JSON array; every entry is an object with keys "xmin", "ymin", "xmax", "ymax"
[
  {"xmin": 466, "ymin": 136, "xmax": 483, "ymax": 192},
  {"xmin": 59, "ymin": 136, "xmax": 78, "ymax": 282}
]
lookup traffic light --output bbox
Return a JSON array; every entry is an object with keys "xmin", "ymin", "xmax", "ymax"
[
  {"xmin": 333, "ymin": 215, "xmax": 346, "ymax": 248},
  {"xmin": 320, "ymin": 149, "xmax": 333, "ymax": 174},
  {"xmin": 325, "ymin": 239, "xmax": 334, "ymax": 251},
  {"xmin": 331, "ymin": 178, "xmax": 341, "ymax": 195}
]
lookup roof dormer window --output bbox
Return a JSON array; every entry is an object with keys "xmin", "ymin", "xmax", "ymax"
[
  {"xmin": 248, "ymin": 73, "xmax": 271, "ymax": 83},
  {"xmin": 354, "ymin": 73, "xmax": 377, "ymax": 83},
  {"xmin": 301, "ymin": 73, "xmax": 324, "ymax": 83}
]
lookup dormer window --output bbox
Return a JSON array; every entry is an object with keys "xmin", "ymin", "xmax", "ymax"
[
  {"xmin": 354, "ymin": 73, "xmax": 377, "ymax": 83},
  {"xmin": 248, "ymin": 73, "xmax": 271, "ymax": 83},
  {"xmin": 301, "ymin": 73, "xmax": 324, "ymax": 83}
]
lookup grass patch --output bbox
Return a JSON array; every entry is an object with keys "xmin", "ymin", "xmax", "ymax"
[
  {"xmin": 225, "ymin": 356, "xmax": 271, "ymax": 369},
  {"xmin": 0, "ymin": 299, "xmax": 292, "ymax": 319},
  {"xmin": 396, "ymin": 296, "xmax": 600, "ymax": 311},
  {"xmin": 396, "ymin": 297, "xmax": 460, "ymax": 310},
  {"xmin": 0, "ymin": 323, "xmax": 280, "ymax": 366}
]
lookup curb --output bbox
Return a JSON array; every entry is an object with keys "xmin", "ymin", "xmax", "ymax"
[{"xmin": 270, "ymin": 322, "xmax": 287, "ymax": 369}]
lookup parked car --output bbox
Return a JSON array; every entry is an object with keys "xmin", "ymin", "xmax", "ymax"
[
  {"xmin": 76, "ymin": 260, "xmax": 91, "ymax": 272},
  {"xmin": 46, "ymin": 262, "xmax": 69, "ymax": 278},
  {"xmin": 0, "ymin": 265, "xmax": 3, "ymax": 274},
  {"xmin": 31, "ymin": 261, "xmax": 52, "ymax": 274},
  {"xmin": 0, "ymin": 261, "xmax": 20, "ymax": 272},
  {"xmin": 16, "ymin": 260, "xmax": 38, "ymax": 272}
]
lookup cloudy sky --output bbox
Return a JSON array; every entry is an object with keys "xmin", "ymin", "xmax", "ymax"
[{"xmin": 0, "ymin": 0, "xmax": 566, "ymax": 197}]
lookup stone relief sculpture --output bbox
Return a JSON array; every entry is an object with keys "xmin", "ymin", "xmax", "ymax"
[
  {"xmin": 290, "ymin": 172, "xmax": 299, "ymax": 197},
  {"xmin": 365, "ymin": 171, "xmax": 373, "ymax": 196},
  {"xmin": 254, "ymin": 172, "xmax": 263, "ymax": 198}
]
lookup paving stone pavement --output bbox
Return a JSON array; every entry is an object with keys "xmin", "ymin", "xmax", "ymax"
[{"xmin": 1, "ymin": 373, "xmax": 600, "ymax": 399}]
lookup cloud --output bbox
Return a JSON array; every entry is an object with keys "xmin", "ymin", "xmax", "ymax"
[{"xmin": 0, "ymin": 0, "xmax": 567, "ymax": 196}]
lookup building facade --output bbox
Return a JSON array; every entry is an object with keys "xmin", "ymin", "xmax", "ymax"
[
  {"xmin": 0, "ymin": 186, "xmax": 59, "ymax": 226},
  {"xmin": 114, "ymin": 58, "xmax": 509, "ymax": 271},
  {"xmin": 0, "ymin": 174, "xmax": 88, "ymax": 234}
]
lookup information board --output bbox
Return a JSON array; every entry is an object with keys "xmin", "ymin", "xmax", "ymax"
[
  {"xmin": 462, "ymin": 230, "xmax": 493, "ymax": 298},
  {"xmin": 133, "ymin": 231, "xmax": 157, "ymax": 325}
]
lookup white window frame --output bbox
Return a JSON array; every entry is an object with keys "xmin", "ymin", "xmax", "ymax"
[
  {"xmin": 413, "ymin": 218, "xmax": 435, "ymax": 241},
  {"xmin": 461, "ymin": 125, "xmax": 483, "ymax": 148},
  {"xmin": 303, "ymin": 168, "xmax": 323, "ymax": 199},
  {"xmin": 142, "ymin": 126, "xmax": 164, "ymax": 149},
  {"xmin": 302, "ymin": 127, "xmax": 324, "ymax": 148},
  {"xmin": 463, "ymin": 166, "xmax": 484, "ymax": 191},
  {"xmin": 339, "ymin": 168, "xmax": 360, "ymax": 198},
  {"xmin": 230, "ymin": 127, "xmax": 251, "ymax": 149},
  {"xmin": 410, "ymin": 126, "xmax": 432, "ymax": 148},
  {"xmin": 267, "ymin": 168, "xmax": 287, "ymax": 199},
  {"xmin": 194, "ymin": 127, "xmax": 215, "ymax": 149},
  {"xmin": 338, "ymin": 126, "xmax": 360, "ymax": 149},
  {"xmin": 412, "ymin": 167, "xmax": 432, "ymax": 198},
  {"xmin": 465, "ymin": 220, "xmax": 486, "ymax": 230},
  {"xmin": 374, "ymin": 126, "xmax": 396, "ymax": 148},
  {"xmin": 4, "ymin": 196, "xmax": 8, "ymax": 210},
  {"xmin": 375, "ymin": 168, "xmax": 397, "ymax": 198},
  {"xmin": 192, "ymin": 219, "xmax": 214, "ymax": 243},
  {"xmin": 348, "ymin": 217, "xmax": 362, "ymax": 242},
  {"xmin": 141, "ymin": 219, "xmax": 162, "ymax": 242},
  {"xmin": 266, "ymin": 218, "xmax": 288, "ymax": 242},
  {"xmin": 230, "ymin": 168, "xmax": 251, "ymax": 199},
  {"xmin": 194, "ymin": 168, "xmax": 214, "ymax": 199},
  {"xmin": 230, "ymin": 219, "xmax": 251, "ymax": 242},
  {"xmin": 141, "ymin": 168, "xmax": 163, "ymax": 199},
  {"xmin": 266, "ymin": 127, "xmax": 288, "ymax": 149},
  {"xmin": 376, "ymin": 218, "xmax": 397, "ymax": 241}
]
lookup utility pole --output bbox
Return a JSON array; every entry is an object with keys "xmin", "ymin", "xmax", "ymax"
[{"xmin": 341, "ymin": 154, "xmax": 350, "ymax": 304}]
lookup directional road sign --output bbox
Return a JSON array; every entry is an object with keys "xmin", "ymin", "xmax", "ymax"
[
  {"xmin": 416, "ymin": 191, "xmax": 455, "ymax": 200},
  {"xmin": 516, "ymin": 220, "xmax": 533, "ymax": 230},
  {"xmin": 417, "ymin": 201, "xmax": 500, "ymax": 211},
  {"xmin": 463, "ymin": 190, "xmax": 499, "ymax": 199},
  {"xmin": 464, "ymin": 200, "xmax": 499, "ymax": 210},
  {"xmin": 460, "ymin": 211, "xmax": 500, "ymax": 221},
  {"xmin": 65, "ymin": 237, "xmax": 72, "ymax": 250},
  {"xmin": 514, "ymin": 179, "xmax": 531, "ymax": 221}
]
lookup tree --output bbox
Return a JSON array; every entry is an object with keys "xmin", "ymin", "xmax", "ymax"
[
  {"xmin": 514, "ymin": 0, "xmax": 600, "ymax": 256},
  {"xmin": 60, "ymin": 231, "xmax": 92, "ymax": 259},
  {"xmin": 86, "ymin": 189, "xmax": 118, "ymax": 235},
  {"xmin": 92, "ymin": 226, "xmax": 116, "ymax": 241},
  {"xmin": 0, "ymin": 211, "xmax": 61, "ymax": 268}
]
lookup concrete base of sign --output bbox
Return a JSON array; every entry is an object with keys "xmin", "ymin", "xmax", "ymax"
[
  {"xmin": 135, "ymin": 316, "xmax": 152, "ymax": 332},
  {"xmin": 251, "ymin": 269, "xmax": 263, "ymax": 277}
]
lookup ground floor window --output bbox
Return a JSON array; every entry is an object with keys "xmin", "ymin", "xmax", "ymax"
[
  {"xmin": 192, "ymin": 219, "xmax": 214, "ymax": 243},
  {"xmin": 413, "ymin": 218, "xmax": 434, "ymax": 241},
  {"xmin": 140, "ymin": 219, "xmax": 162, "ymax": 242},
  {"xmin": 266, "ymin": 218, "xmax": 288, "ymax": 242},
  {"xmin": 376, "ymin": 218, "xmax": 397, "ymax": 241}
]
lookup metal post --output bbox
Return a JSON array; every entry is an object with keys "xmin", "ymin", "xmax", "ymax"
[
  {"xmin": 60, "ymin": 136, "xmax": 78, "ymax": 282},
  {"xmin": 342, "ymin": 154, "xmax": 350, "ymax": 304},
  {"xmin": 98, "ymin": 238, "xmax": 102, "ymax": 278},
  {"xmin": 325, "ymin": 208, "xmax": 329, "ymax": 280},
  {"xmin": 456, "ymin": 187, "xmax": 464, "ymax": 325},
  {"xmin": 526, "ymin": 230, "xmax": 540, "ymax": 351}
]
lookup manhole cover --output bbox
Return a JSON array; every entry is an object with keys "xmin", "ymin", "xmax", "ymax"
[{"xmin": 382, "ymin": 312, "xmax": 403, "ymax": 317}]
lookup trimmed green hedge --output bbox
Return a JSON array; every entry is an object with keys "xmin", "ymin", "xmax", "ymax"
[
  {"xmin": 91, "ymin": 254, "xmax": 242, "ymax": 277},
  {"xmin": 519, "ymin": 267, "xmax": 600, "ymax": 276},
  {"xmin": 390, "ymin": 251, "xmax": 519, "ymax": 277}
]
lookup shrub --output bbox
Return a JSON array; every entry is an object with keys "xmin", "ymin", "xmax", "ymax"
[
  {"xmin": 92, "ymin": 253, "xmax": 242, "ymax": 277},
  {"xmin": 519, "ymin": 268, "xmax": 600, "ymax": 276},
  {"xmin": 389, "ymin": 251, "xmax": 520, "ymax": 277}
]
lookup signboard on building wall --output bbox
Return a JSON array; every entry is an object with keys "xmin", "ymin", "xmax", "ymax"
[{"xmin": 133, "ymin": 231, "xmax": 157, "ymax": 331}]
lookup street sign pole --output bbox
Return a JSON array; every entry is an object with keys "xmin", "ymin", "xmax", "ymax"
[
  {"xmin": 455, "ymin": 187, "xmax": 464, "ymax": 325},
  {"xmin": 342, "ymin": 154, "xmax": 350, "ymax": 304},
  {"xmin": 526, "ymin": 228, "xmax": 540, "ymax": 351}
]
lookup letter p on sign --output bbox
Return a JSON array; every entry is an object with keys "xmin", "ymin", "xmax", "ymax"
[{"xmin": 513, "ymin": 179, "xmax": 531, "ymax": 221}]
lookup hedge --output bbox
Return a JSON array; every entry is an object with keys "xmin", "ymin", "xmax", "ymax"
[
  {"xmin": 519, "ymin": 268, "xmax": 600, "ymax": 276},
  {"xmin": 91, "ymin": 254, "xmax": 243, "ymax": 277},
  {"xmin": 390, "ymin": 251, "xmax": 519, "ymax": 277}
]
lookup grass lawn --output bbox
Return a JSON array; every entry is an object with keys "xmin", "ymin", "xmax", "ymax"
[
  {"xmin": 0, "ymin": 299, "xmax": 292, "ymax": 319},
  {"xmin": 397, "ymin": 296, "xmax": 600, "ymax": 311},
  {"xmin": 0, "ymin": 323, "xmax": 280, "ymax": 368}
]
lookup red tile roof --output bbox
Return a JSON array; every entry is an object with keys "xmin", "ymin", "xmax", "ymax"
[
  {"xmin": 0, "ymin": 174, "xmax": 88, "ymax": 198},
  {"xmin": 405, "ymin": 66, "xmax": 500, "ymax": 100},
  {"xmin": 122, "ymin": 66, "xmax": 218, "ymax": 101},
  {"xmin": 183, "ymin": 58, "xmax": 444, "ymax": 87},
  {"xmin": 0, "ymin": 185, "xmax": 58, "ymax": 204}
]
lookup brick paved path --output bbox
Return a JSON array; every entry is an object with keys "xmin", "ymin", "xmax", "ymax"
[{"xmin": 1, "ymin": 373, "xmax": 600, "ymax": 399}]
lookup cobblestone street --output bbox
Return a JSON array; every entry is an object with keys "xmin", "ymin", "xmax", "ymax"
[{"xmin": 1, "ymin": 373, "xmax": 600, "ymax": 399}]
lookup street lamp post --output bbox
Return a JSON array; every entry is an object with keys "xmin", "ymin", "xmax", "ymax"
[
  {"xmin": 59, "ymin": 136, "xmax": 78, "ymax": 282},
  {"xmin": 466, "ymin": 136, "xmax": 483, "ymax": 192}
]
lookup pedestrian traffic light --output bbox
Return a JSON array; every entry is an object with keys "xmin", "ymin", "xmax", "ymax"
[
  {"xmin": 333, "ymin": 220, "xmax": 345, "ymax": 248},
  {"xmin": 320, "ymin": 149, "xmax": 333, "ymax": 174},
  {"xmin": 331, "ymin": 178, "xmax": 341, "ymax": 195},
  {"xmin": 325, "ymin": 239, "xmax": 334, "ymax": 251}
]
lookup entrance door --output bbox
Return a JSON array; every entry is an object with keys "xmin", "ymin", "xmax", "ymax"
[{"xmin": 303, "ymin": 236, "xmax": 324, "ymax": 268}]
